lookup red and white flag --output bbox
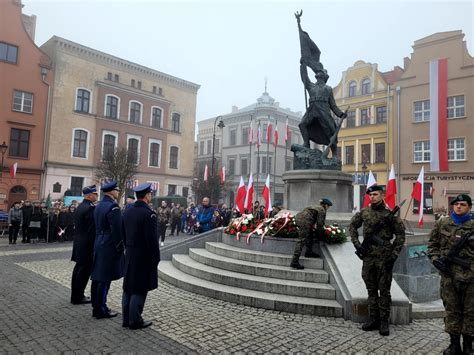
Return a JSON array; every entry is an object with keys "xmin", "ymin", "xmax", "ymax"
[
  {"xmin": 411, "ymin": 166, "xmax": 425, "ymax": 226},
  {"xmin": 362, "ymin": 171, "xmax": 377, "ymax": 208},
  {"xmin": 244, "ymin": 172, "xmax": 254, "ymax": 212},
  {"xmin": 219, "ymin": 166, "xmax": 225, "ymax": 184},
  {"xmin": 235, "ymin": 176, "xmax": 247, "ymax": 213},
  {"xmin": 256, "ymin": 122, "xmax": 262, "ymax": 148},
  {"xmin": 266, "ymin": 123, "xmax": 272, "ymax": 144},
  {"xmin": 262, "ymin": 174, "xmax": 272, "ymax": 217},
  {"xmin": 274, "ymin": 123, "xmax": 279, "ymax": 147},
  {"xmin": 385, "ymin": 164, "xmax": 397, "ymax": 209},
  {"xmin": 10, "ymin": 162, "xmax": 18, "ymax": 178},
  {"xmin": 203, "ymin": 164, "xmax": 209, "ymax": 182},
  {"xmin": 285, "ymin": 117, "xmax": 289, "ymax": 142},
  {"xmin": 429, "ymin": 58, "xmax": 448, "ymax": 172},
  {"xmin": 248, "ymin": 120, "xmax": 254, "ymax": 144}
]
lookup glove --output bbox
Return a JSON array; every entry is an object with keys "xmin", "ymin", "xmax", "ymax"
[
  {"xmin": 385, "ymin": 255, "xmax": 398, "ymax": 272},
  {"xmin": 355, "ymin": 245, "xmax": 366, "ymax": 260}
]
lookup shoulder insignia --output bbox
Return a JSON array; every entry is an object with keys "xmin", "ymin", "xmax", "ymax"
[
  {"xmin": 112, "ymin": 207, "xmax": 120, "ymax": 211},
  {"xmin": 151, "ymin": 214, "xmax": 157, "ymax": 219}
]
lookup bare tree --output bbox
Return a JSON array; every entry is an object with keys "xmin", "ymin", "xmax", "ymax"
[{"xmin": 95, "ymin": 147, "xmax": 138, "ymax": 202}]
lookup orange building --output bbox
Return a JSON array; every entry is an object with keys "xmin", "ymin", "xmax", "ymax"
[{"xmin": 0, "ymin": 0, "xmax": 52, "ymax": 210}]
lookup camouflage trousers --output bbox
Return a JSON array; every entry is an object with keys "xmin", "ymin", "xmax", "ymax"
[
  {"xmin": 361, "ymin": 257, "xmax": 393, "ymax": 322},
  {"xmin": 292, "ymin": 221, "xmax": 315, "ymax": 262},
  {"xmin": 440, "ymin": 276, "xmax": 474, "ymax": 336}
]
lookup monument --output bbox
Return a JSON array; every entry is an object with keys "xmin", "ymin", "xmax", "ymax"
[{"xmin": 283, "ymin": 11, "xmax": 353, "ymax": 212}]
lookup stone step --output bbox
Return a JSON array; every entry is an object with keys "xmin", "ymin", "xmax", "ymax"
[
  {"xmin": 188, "ymin": 248, "xmax": 329, "ymax": 283},
  {"xmin": 159, "ymin": 261, "xmax": 343, "ymax": 317},
  {"xmin": 206, "ymin": 242, "xmax": 324, "ymax": 269},
  {"xmin": 172, "ymin": 254, "xmax": 336, "ymax": 299}
]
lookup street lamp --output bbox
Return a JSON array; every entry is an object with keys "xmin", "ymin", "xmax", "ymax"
[
  {"xmin": 0, "ymin": 141, "xmax": 8, "ymax": 177},
  {"xmin": 211, "ymin": 116, "xmax": 225, "ymax": 177}
]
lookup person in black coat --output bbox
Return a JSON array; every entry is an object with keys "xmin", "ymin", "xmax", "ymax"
[
  {"xmin": 21, "ymin": 201, "xmax": 33, "ymax": 243},
  {"xmin": 70, "ymin": 185, "xmax": 98, "ymax": 305},
  {"xmin": 121, "ymin": 183, "xmax": 160, "ymax": 329},
  {"xmin": 90, "ymin": 181, "xmax": 124, "ymax": 319}
]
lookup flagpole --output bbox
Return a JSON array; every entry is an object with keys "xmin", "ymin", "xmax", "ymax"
[
  {"xmin": 273, "ymin": 118, "xmax": 278, "ymax": 204},
  {"xmin": 256, "ymin": 120, "xmax": 261, "ymax": 205},
  {"xmin": 249, "ymin": 114, "xmax": 253, "ymax": 181},
  {"xmin": 266, "ymin": 115, "xmax": 270, "ymax": 199},
  {"xmin": 284, "ymin": 116, "xmax": 288, "ymax": 174},
  {"xmin": 403, "ymin": 197, "xmax": 413, "ymax": 221}
]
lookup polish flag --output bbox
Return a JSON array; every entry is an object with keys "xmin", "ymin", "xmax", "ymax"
[
  {"xmin": 362, "ymin": 171, "xmax": 377, "ymax": 208},
  {"xmin": 411, "ymin": 166, "xmax": 425, "ymax": 226},
  {"xmin": 10, "ymin": 162, "xmax": 18, "ymax": 178},
  {"xmin": 203, "ymin": 164, "xmax": 209, "ymax": 182},
  {"xmin": 256, "ymin": 122, "xmax": 262, "ymax": 148},
  {"xmin": 429, "ymin": 58, "xmax": 448, "ymax": 172},
  {"xmin": 262, "ymin": 174, "xmax": 272, "ymax": 217},
  {"xmin": 274, "ymin": 123, "xmax": 279, "ymax": 147},
  {"xmin": 285, "ymin": 117, "xmax": 289, "ymax": 142},
  {"xmin": 219, "ymin": 166, "xmax": 225, "ymax": 184},
  {"xmin": 385, "ymin": 164, "xmax": 397, "ymax": 209},
  {"xmin": 244, "ymin": 172, "xmax": 254, "ymax": 212},
  {"xmin": 248, "ymin": 120, "xmax": 254, "ymax": 144},
  {"xmin": 235, "ymin": 176, "xmax": 247, "ymax": 214},
  {"xmin": 266, "ymin": 123, "xmax": 272, "ymax": 144}
]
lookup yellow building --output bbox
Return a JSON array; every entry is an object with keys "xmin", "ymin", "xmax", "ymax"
[{"xmin": 333, "ymin": 60, "xmax": 404, "ymax": 209}]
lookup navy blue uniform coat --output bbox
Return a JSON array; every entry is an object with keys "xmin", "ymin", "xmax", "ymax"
[
  {"xmin": 71, "ymin": 199, "xmax": 95, "ymax": 265},
  {"xmin": 91, "ymin": 195, "xmax": 124, "ymax": 282},
  {"xmin": 122, "ymin": 200, "xmax": 160, "ymax": 295}
]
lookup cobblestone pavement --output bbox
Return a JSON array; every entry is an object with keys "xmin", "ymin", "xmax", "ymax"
[{"xmin": 0, "ymin": 239, "xmax": 449, "ymax": 354}]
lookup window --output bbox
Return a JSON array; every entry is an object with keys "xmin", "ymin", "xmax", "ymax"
[
  {"xmin": 348, "ymin": 81, "xmax": 357, "ymax": 97},
  {"xmin": 228, "ymin": 159, "xmax": 235, "ymax": 175},
  {"xmin": 0, "ymin": 42, "xmax": 18, "ymax": 64},
  {"xmin": 376, "ymin": 106, "xmax": 387, "ymax": 124},
  {"xmin": 199, "ymin": 141, "xmax": 205, "ymax": 155},
  {"xmin": 346, "ymin": 111, "xmax": 356, "ymax": 128},
  {"xmin": 127, "ymin": 138, "xmax": 139, "ymax": 164},
  {"xmin": 448, "ymin": 138, "xmax": 465, "ymax": 161},
  {"xmin": 259, "ymin": 156, "xmax": 272, "ymax": 174},
  {"xmin": 114, "ymin": 74, "xmax": 119, "ymax": 82},
  {"xmin": 105, "ymin": 95, "xmax": 119, "ymax": 119},
  {"xmin": 414, "ymin": 100, "xmax": 430, "ymax": 122},
  {"xmin": 361, "ymin": 144, "xmax": 371, "ymax": 163},
  {"xmin": 336, "ymin": 146, "xmax": 341, "ymax": 161},
  {"xmin": 137, "ymin": 81, "xmax": 142, "ymax": 89},
  {"xmin": 207, "ymin": 140, "xmax": 212, "ymax": 155},
  {"xmin": 360, "ymin": 109, "xmax": 370, "ymax": 126},
  {"xmin": 129, "ymin": 101, "xmax": 142, "ymax": 123},
  {"xmin": 12, "ymin": 90, "xmax": 33, "ymax": 113},
  {"xmin": 345, "ymin": 146, "xmax": 354, "ymax": 165},
  {"xmin": 102, "ymin": 134, "xmax": 116, "ymax": 161},
  {"xmin": 153, "ymin": 86, "xmax": 157, "ymax": 94},
  {"xmin": 182, "ymin": 187, "xmax": 189, "ymax": 198},
  {"xmin": 168, "ymin": 184, "xmax": 177, "ymax": 196},
  {"xmin": 241, "ymin": 158, "xmax": 248, "ymax": 176},
  {"xmin": 262, "ymin": 124, "xmax": 268, "ymax": 143},
  {"xmin": 447, "ymin": 95, "xmax": 465, "ymax": 119},
  {"xmin": 9, "ymin": 128, "xmax": 30, "ymax": 158},
  {"xmin": 151, "ymin": 107, "xmax": 162, "ymax": 128},
  {"xmin": 413, "ymin": 141, "xmax": 430, "ymax": 162},
  {"xmin": 158, "ymin": 88, "xmax": 163, "ymax": 96},
  {"xmin": 107, "ymin": 72, "xmax": 112, "ymax": 80},
  {"xmin": 413, "ymin": 182, "xmax": 433, "ymax": 215},
  {"xmin": 172, "ymin": 113, "xmax": 181, "ymax": 132},
  {"xmin": 70, "ymin": 177, "xmax": 84, "ymax": 197},
  {"xmin": 149, "ymin": 141, "xmax": 161, "ymax": 167},
  {"xmin": 215, "ymin": 139, "xmax": 220, "ymax": 154},
  {"xmin": 375, "ymin": 143, "xmax": 385, "ymax": 163},
  {"xmin": 361, "ymin": 79, "xmax": 370, "ymax": 95},
  {"xmin": 169, "ymin": 146, "xmax": 179, "ymax": 169},
  {"xmin": 230, "ymin": 129, "xmax": 237, "ymax": 146},
  {"xmin": 131, "ymin": 79, "xmax": 135, "ymax": 87},
  {"xmin": 73, "ymin": 129, "xmax": 88, "ymax": 158},
  {"xmin": 75, "ymin": 89, "xmax": 90, "ymax": 113},
  {"xmin": 242, "ymin": 127, "xmax": 249, "ymax": 145}
]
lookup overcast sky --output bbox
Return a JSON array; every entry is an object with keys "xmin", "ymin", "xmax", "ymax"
[{"xmin": 24, "ymin": 0, "xmax": 473, "ymax": 121}]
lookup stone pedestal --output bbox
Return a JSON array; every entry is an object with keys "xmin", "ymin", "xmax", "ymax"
[{"xmin": 282, "ymin": 170, "xmax": 353, "ymax": 212}]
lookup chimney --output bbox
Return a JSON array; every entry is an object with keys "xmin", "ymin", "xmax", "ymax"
[{"xmin": 403, "ymin": 57, "xmax": 411, "ymax": 70}]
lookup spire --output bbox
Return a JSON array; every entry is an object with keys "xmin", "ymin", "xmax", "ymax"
[{"xmin": 264, "ymin": 77, "xmax": 268, "ymax": 93}]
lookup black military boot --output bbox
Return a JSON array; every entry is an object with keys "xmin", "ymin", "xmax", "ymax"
[
  {"xmin": 463, "ymin": 334, "xmax": 473, "ymax": 355},
  {"xmin": 304, "ymin": 251, "xmax": 320, "ymax": 258},
  {"xmin": 444, "ymin": 334, "xmax": 462, "ymax": 355},
  {"xmin": 362, "ymin": 318, "xmax": 380, "ymax": 332},
  {"xmin": 379, "ymin": 320, "xmax": 390, "ymax": 336},
  {"xmin": 290, "ymin": 258, "xmax": 304, "ymax": 270}
]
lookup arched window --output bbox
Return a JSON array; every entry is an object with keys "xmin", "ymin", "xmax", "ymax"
[
  {"xmin": 169, "ymin": 146, "xmax": 179, "ymax": 169},
  {"xmin": 129, "ymin": 101, "xmax": 142, "ymax": 124},
  {"xmin": 171, "ymin": 113, "xmax": 181, "ymax": 132},
  {"xmin": 127, "ymin": 138, "xmax": 139, "ymax": 164},
  {"xmin": 151, "ymin": 107, "xmax": 162, "ymax": 128},
  {"xmin": 348, "ymin": 81, "xmax": 357, "ymax": 97},
  {"xmin": 149, "ymin": 140, "xmax": 162, "ymax": 167},
  {"xmin": 361, "ymin": 78, "xmax": 371, "ymax": 95},
  {"xmin": 105, "ymin": 95, "xmax": 120, "ymax": 119},
  {"xmin": 75, "ymin": 88, "xmax": 91, "ymax": 113},
  {"xmin": 72, "ymin": 129, "xmax": 89, "ymax": 158},
  {"xmin": 103, "ymin": 133, "xmax": 116, "ymax": 161}
]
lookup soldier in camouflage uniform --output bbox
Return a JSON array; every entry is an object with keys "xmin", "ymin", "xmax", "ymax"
[
  {"xmin": 157, "ymin": 201, "xmax": 171, "ymax": 247},
  {"xmin": 428, "ymin": 194, "xmax": 474, "ymax": 355},
  {"xmin": 349, "ymin": 185, "xmax": 405, "ymax": 336},
  {"xmin": 290, "ymin": 198, "xmax": 332, "ymax": 270}
]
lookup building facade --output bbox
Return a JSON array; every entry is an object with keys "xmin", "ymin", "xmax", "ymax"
[
  {"xmin": 0, "ymin": 0, "xmax": 52, "ymax": 210},
  {"xmin": 196, "ymin": 91, "xmax": 302, "ymax": 207},
  {"xmin": 393, "ymin": 31, "xmax": 474, "ymax": 224},
  {"xmin": 333, "ymin": 60, "xmax": 403, "ymax": 210},
  {"xmin": 40, "ymin": 36, "xmax": 199, "ymax": 200}
]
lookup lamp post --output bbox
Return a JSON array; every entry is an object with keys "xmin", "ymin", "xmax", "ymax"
[
  {"xmin": 0, "ymin": 141, "xmax": 8, "ymax": 208},
  {"xmin": 360, "ymin": 161, "xmax": 368, "ymax": 210},
  {"xmin": 211, "ymin": 116, "xmax": 225, "ymax": 177}
]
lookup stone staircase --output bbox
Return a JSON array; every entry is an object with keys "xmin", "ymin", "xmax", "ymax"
[{"xmin": 158, "ymin": 236, "xmax": 343, "ymax": 317}]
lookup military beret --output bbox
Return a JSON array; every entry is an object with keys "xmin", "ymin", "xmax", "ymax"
[
  {"xmin": 82, "ymin": 185, "xmax": 97, "ymax": 195},
  {"xmin": 320, "ymin": 198, "xmax": 333, "ymax": 206},
  {"xmin": 450, "ymin": 194, "xmax": 472, "ymax": 206},
  {"xmin": 133, "ymin": 182, "xmax": 153, "ymax": 194},
  {"xmin": 101, "ymin": 181, "xmax": 118, "ymax": 192},
  {"xmin": 366, "ymin": 185, "xmax": 384, "ymax": 194}
]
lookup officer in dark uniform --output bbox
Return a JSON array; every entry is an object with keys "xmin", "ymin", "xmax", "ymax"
[
  {"xmin": 91, "ymin": 181, "xmax": 124, "ymax": 319},
  {"xmin": 349, "ymin": 185, "xmax": 405, "ymax": 336},
  {"xmin": 121, "ymin": 183, "xmax": 160, "ymax": 330},
  {"xmin": 70, "ymin": 185, "xmax": 98, "ymax": 304}
]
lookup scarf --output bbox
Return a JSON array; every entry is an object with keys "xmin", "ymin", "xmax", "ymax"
[{"xmin": 450, "ymin": 211, "xmax": 472, "ymax": 225}]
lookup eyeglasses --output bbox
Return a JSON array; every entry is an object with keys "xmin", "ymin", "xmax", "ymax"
[{"xmin": 454, "ymin": 202, "xmax": 469, "ymax": 207}]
